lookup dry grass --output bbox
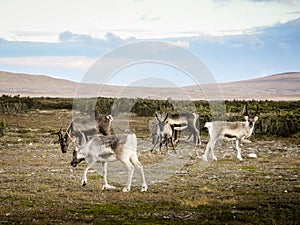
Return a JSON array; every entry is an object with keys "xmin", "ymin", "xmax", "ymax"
[{"xmin": 0, "ymin": 110, "xmax": 299, "ymax": 224}]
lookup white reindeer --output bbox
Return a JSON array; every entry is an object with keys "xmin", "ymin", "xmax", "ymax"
[
  {"xmin": 71, "ymin": 133, "xmax": 148, "ymax": 192},
  {"xmin": 203, "ymin": 105, "xmax": 258, "ymax": 161}
]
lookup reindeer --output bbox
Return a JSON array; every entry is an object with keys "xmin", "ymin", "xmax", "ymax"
[
  {"xmin": 151, "ymin": 113, "xmax": 175, "ymax": 153},
  {"xmin": 51, "ymin": 114, "xmax": 113, "ymax": 153},
  {"xmin": 164, "ymin": 112, "xmax": 200, "ymax": 145},
  {"xmin": 202, "ymin": 105, "xmax": 258, "ymax": 161},
  {"xmin": 71, "ymin": 133, "xmax": 148, "ymax": 192}
]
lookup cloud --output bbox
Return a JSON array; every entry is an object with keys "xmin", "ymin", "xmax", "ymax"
[
  {"xmin": 250, "ymin": 17, "xmax": 300, "ymax": 48},
  {"xmin": 0, "ymin": 31, "xmax": 135, "ymax": 57},
  {"xmin": 0, "ymin": 17, "xmax": 299, "ymax": 84},
  {"xmin": 2, "ymin": 0, "xmax": 300, "ymax": 42},
  {"xmin": 139, "ymin": 13, "xmax": 160, "ymax": 21},
  {"xmin": 286, "ymin": 11, "xmax": 300, "ymax": 15},
  {"xmin": 0, "ymin": 56, "xmax": 97, "ymax": 81},
  {"xmin": 170, "ymin": 40, "xmax": 190, "ymax": 48},
  {"xmin": 0, "ymin": 56, "xmax": 95, "ymax": 69},
  {"xmin": 58, "ymin": 31, "xmax": 131, "ymax": 49}
]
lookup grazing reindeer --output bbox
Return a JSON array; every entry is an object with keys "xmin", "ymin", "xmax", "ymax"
[
  {"xmin": 151, "ymin": 113, "xmax": 175, "ymax": 153},
  {"xmin": 167, "ymin": 112, "xmax": 201, "ymax": 145},
  {"xmin": 71, "ymin": 134, "xmax": 148, "ymax": 192},
  {"xmin": 51, "ymin": 127, "xmax": 70, "ymax": 153},
  {"xmin": 51, "ymin": 114, "xmax": 113, "ymax": 153},
  {"xmin": 203, "ymin": 105, "xmax": 258, "ymax": 161}
]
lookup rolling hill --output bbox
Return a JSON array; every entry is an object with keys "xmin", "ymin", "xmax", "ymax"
[{"xmin": 0, "ymin": 71, "xmax": 299, "ymax": 100}]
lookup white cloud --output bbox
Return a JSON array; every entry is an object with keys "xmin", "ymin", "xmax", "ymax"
[
  {"xmin": 0, "ymin": 56, "xmax": 95, "ymax": 69},
  {"xmin": 170, "ymin": 40, "xmax": 190, "ymax": 48},
  {"xmin": 0, "ymin": 0, "xmax": 300, "ymax": 41},
  {"xmin": 0, "ymin": 56, "xmax": 98, "ymax": 81}
]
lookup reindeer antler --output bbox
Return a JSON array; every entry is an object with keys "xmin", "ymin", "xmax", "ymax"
[
  {"xmin": 255, "ymin": 105, "xmax": 259, "ymax": 116},
  {"xmin": 164, "ymin": 113, "xmax": 169, "ymax": 122},
  {"xmin": 242, "ymin": 103, "xmax": 248, "ymax": 116},
  {"xmin": 51, "ymin": 127, "xmax": 63, "ymax": 144}
]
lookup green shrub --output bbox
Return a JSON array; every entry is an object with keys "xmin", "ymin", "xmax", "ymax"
[
  {"xmin": 0, "ymin": 120, "xmax": 6, "ymax": 137},
  {"xmin": 0, "ymin": 95, "xmax": 299, "ymax": 138}
]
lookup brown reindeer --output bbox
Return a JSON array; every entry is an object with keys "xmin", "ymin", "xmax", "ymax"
[{"xmin": 51, "ymin": 115, "xmax": 113, "ymax": 153}]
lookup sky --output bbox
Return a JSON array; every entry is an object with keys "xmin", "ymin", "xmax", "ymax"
[{"xmin": 0, "ymin": 0, "xmax": 300, "ymax": 86}]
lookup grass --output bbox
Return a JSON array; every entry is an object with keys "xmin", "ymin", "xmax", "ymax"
[{"xmin": 0, "ymin": 109, "xmax": 299, "ymax": 224}]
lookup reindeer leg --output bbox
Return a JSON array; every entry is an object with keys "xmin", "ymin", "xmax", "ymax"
[
  {"xmin": 165, "ymin": 137, "xmax": 170, "ymax": 154},
  {"xmin": 202, "ymin": 141, "xmax": 210, "ymax": 161},
  {"xmin": 101, "ymin": 162, "xmax": 116, "ymax": 190},
  {"xmin": 186, "ymin": 132, "xmax": 192, "ymax": 141},
  {"xmin": 236, "ymin": 139, "xmax": 243, "ymax": 161},
  {"xmin": 203, "ymin": 135, "xmax": 216, "ymax": 161},
  {"xmin": 159, "ymin": 141, "xmax": 162, "ymax": 154},
  {"xmin": 150, "ymin": 135, "xmax": 158, "ymax": 152},
  {"xmin": 174, "ymin": 130, "xmax": 179, "ymax": 144},
  {"xmin": 82, "ymin": 164, "xmax": 91, "ymax": 186},
  {"xmin": 150, "ymin": 143, "xmax": 156, "ymax": 152},
  {"xmin": 130, "ymin": 155, "xmax": 148, "ymax": 192},
  {"xmin": 203, "ymin": 138, "xmax": 218, "ymax": 161},
  {"xmin": 192, "ymin": 129, "xmax": 201, "ymax": 146},
  {"xmin": 210, "ymin": 139, "xmax": 218, "ymax": 161},
  {"xmin": 170, "ymin": 137, "xmax": 176, "ymax": 151},
  {"xmin": 122, "ymin": 160, "xmax": 135, "ymax": 192}
]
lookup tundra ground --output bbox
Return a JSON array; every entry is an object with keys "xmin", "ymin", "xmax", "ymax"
[{"xmin": 0, "ymin": 110, "xmax": 299, "ymax": 224}]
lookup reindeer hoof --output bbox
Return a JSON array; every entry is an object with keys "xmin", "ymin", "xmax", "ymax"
[
  {"xmin": 82, "ymin": 181, "xmax": 87, "ymax": 187},
  {"xmin": 122, "ymin": 187, "xmax": 130, "ymax": 192},
  {"xmin": 141, "ymin": 186, "xmax": 148, "ymax": 192},
  {"xmin": 202, "ymin": 155, "xmax": 208, "ymax": 161},
  {"xmin": 102, "ymin": 184, "xmax": 116, "ymax": 190}
]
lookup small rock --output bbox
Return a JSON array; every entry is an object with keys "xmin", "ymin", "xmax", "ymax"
[{"xmin": 248, "ymin": 153, "xmax": 257, "ymax": 158}]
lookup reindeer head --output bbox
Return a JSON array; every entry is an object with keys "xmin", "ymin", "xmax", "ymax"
[
  {"xmin": 71, "ymin": 147, "xmax": 85, "ymax": 167},
  {"xmin": 155, "ymin": 113, "xmax": 169, "ymax": 133},
  {"xmin": 244, "ymin": 104, "xmax": 259, "ymax": 128},
  {"xmin": 97, "ymin": 114, "xmax": 113, "ymax": 135},
  {"xmin": 51, "ymin": 127, "xmax": 68, "ymax": 153}
]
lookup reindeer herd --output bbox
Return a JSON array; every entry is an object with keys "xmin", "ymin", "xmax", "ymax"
[{"xmin": 52, "ymin": 105, "xmax": 259, "ymax": 192}]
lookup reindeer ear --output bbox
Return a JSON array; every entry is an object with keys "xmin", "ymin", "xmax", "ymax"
[
  {"xmin": 244, "ymin": 115, "xmax": 249, "ymax": 121},
  {"xmin": 254, "ymin": 116, "xmax": 258, "ymax": 122}
]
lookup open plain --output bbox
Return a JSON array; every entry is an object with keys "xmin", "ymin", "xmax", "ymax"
[{"xmin": 0, "ymin": 109, "xmax": 299, "ymax": 224}]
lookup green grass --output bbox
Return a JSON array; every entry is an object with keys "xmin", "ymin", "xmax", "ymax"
[{"xmin": 237, "ymin": 165, "xmax": 258, "ymax": 171}]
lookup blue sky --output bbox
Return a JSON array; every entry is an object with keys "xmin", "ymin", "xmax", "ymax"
[{"xmin": 0, "ymin": 0, "xmax": 299, "ymax": 86}]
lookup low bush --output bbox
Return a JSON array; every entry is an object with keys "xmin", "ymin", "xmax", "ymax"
[{"xmin": 0, "ymin": 95, "xmax": 299, "ymax": 137}]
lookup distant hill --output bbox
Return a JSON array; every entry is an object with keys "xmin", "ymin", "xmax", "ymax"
[
  {"xmin": 0, "ymin": 71, "xmax": 77, "ymax": 98},
  {"xmin": 0, "ymin": 71, "xmax": 299, "ymax": 100}
]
